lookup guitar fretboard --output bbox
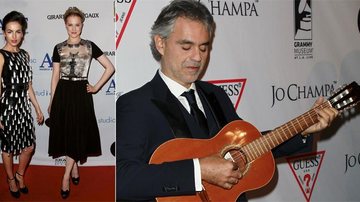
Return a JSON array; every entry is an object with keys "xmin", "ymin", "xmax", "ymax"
[{"xmin": 239, "ymin": 101, "xmax": 331, "ymax": 162}]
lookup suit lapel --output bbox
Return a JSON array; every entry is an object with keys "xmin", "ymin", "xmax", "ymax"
[{"xmin": 150, "ymin": 72, "xmax": 192, "ymax": 138}]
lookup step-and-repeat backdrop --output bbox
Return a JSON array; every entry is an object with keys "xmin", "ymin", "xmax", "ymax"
[
  {"xmin": 0, "ymin": 0, "xmax": 116, "ymax": 166},
  {"xmin": 116, "ymin": 0, "xmax": 360, "ymax": 201}
]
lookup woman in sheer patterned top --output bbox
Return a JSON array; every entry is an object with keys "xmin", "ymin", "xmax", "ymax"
[{"xmin": 48, "ymin": 7, "xmax": 115, "ymax": 199}]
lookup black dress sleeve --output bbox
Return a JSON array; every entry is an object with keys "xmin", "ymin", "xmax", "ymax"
[
  {"xmin": 91, "ymin": 41, "xmax": 104, "ymax": 59},
  {"xmin": 52, "ymin": 45, "xmax": 60, "ymax": 63}
]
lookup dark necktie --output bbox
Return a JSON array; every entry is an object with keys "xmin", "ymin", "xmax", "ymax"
[{"xmin": 181, "ymin": 89, "xmax": 209, "ymax": 135}]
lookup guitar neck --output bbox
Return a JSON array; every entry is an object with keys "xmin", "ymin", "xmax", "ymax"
[{"xmin": 243, "ymin": 101, "xmax": 331, "ymax": 162}]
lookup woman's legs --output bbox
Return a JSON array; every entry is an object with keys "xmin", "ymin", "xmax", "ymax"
[
  {"xmin": 15, "ymin": 145, "xmax": 34, "ymax": 190},
  {"xmin": 1, "ymin": 152, "xmax": 18, "ymax": 192},
  {"xmin": 71, "ymin": 162, "xmax": 79, "ymax": 178},
  {"xmin": 71, "ymin": 161, "xmax": 80, "ymax": 185},
  {"xmin": 62, "ymin": 156, "xmax": 76, "ymax": 191}
]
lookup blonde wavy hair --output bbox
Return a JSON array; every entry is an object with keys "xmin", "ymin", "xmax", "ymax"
[{"xmin": 63, "ymin": 7, "xmax": 85, "ymax": 23}]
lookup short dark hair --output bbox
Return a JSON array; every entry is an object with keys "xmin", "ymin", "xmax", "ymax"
[
  {"xmin": 2, "ymin": 11, "xmax": 28, "ymax": 35},
  {"xmin": 150, "ymin": 0, "xmax": 215, "ymax": 61}
]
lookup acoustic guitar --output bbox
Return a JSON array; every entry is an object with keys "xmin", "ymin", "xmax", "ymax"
[{"xmin": 150, "ymin": 81, "xmax": 360, "ymax": 202}]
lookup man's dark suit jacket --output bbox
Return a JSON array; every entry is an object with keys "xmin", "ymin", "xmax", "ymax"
[{"xmin": 116, "ymin": 71, "xmax": 312, "ymax": 201}]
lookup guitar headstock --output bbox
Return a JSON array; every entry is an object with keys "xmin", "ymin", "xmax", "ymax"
[{"xmin": 329, "ymin": 81, "xmax": 360, "ymax": 112}]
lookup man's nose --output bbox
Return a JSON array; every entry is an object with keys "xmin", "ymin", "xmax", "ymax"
[{"xmin": 190, "ymin": 48, "xmax": 202, "ymax": 62}]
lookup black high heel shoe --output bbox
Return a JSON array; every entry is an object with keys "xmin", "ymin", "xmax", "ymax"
[
  {"xmin": 71, "ymin": 176, "xmax": 80, "ymax": 185},
  {"xmin": 7, "ymin": 177, "xmax": 20, "ymax": 198},
  {"xmin": 61, "ymin": 177, "xmax": 70, "ymax": 199},
  {"xmin": 15, "ymin": 172, "xmax": 29, "ymax": 194},
  {"xmin": 61, "ymin": 189, "xmax": 70, "ymax": 199},
  {"xmin": 71, "ymin": 166, "xmax": 80, "ymax": 185}
]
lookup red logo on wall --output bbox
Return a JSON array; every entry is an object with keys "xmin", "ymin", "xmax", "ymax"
[
  {"xmin": 287, "ymin": 150, "xmax": 325, "ymax": 202},
  {"xmin": 207, "ymin": 79, "xmax": 246, "ymax": 110},
  {"xmin": 115, "ymin": 0, "xmax": 137, "ymax": 49}
]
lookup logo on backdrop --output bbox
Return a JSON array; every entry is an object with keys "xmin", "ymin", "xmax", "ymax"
[
  {"xmin": 287, "ymin": 151, "xmax": 325, "ymax": 202},
  {"xmin": 98, "ymin": 116, "xmax": 115, "ymax": 124},
  {"xmin": 345, "ymin": 152, "xmax": 360, "ymax": 173},
  {"xmin": 35, "ymin": 89, "xmax": 51, "ymax": 97},
  {"xmin": 208, "ymin": 78, "xmax": 246, "ymax": 110},
  {"xmin": 293, "ymin": 0, "xmax": 313, "ymax": 59},
  {"xmin": 47, "ymin": 11, "xmax": 99, "ymax": 21},
  {"xmin": 271, "ymin": 81, "xmax": 336, "ymax": 107},
  {"xmin": 205, "ymin": 0, "xmax": 259, "ymax": 16},
  {"xmin": 105, "ymin": 79, "xmax": 115, "ymax": 95},
  {"xmin": 54, "ymin": 157, "xmax": 67, "ymax": 166},
  {"xmin": 104, "ymin": 50, "xmax": 115, "ymax": 57},
  {"xmin": 116, "ymin": 0, "xmax": 137, "ymax": 49},
  {"xmin": 39, "ymin": 53, "xmax": 53, "ymax": 71}
]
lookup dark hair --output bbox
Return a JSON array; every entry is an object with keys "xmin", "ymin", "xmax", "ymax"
[
  {"xmin": 64, "ymin": 7, "xmax": 85, "ymax": 23},
  {"xmin": 150, "ymin": 0, "xmax": 215, "ymax": 61},
  {"xmin": 2, "ymin": 11, "xmax": 28, "ymax": 35}
]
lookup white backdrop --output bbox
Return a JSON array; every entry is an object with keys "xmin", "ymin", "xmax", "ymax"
[
  {"xmin": 0, "ymin": 0, "xmax": 116, "ymax": 166},
  {"xmin": 116, "ymin": 0, "xmax": 360, "ymax": 201}
]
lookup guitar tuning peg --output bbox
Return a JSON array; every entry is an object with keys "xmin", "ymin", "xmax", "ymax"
[
  {"xmin": 329, "ymin": 81, "xmax": 360, "ymax": 111},
  {"xmin": 330, "ymin": 83, "xmax": 346, "ymax": 97}
]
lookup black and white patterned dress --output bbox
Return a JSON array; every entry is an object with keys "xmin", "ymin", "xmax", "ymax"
[
  {"xmin": 0, "ymin": 49, "xmax": 34, "ymax": 155},
  {"xmin": 48, "ymin": 39, "xmax": 102, "ymax": 163}
]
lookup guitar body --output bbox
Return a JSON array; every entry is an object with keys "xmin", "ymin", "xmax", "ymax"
[{"xmin": 150, "ymin": 120, "xmax": 276, "ymax": 202}]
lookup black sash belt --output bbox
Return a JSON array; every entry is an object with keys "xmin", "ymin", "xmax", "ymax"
[{"xmin": 3, "ymin": 83, "xmax": 29, "ymax": 91}]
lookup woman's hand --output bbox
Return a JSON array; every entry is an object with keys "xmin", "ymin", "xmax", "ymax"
[
  {"xmin": 86, "ymin": 84, "xmax": 99, "ymax": 94},
  {"xmin": 36, "ymin": 108, "xmax": 44, "ymax": 125}
]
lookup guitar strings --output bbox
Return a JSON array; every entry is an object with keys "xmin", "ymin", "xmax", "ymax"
[{"xmin": 230, "ymin": 101, "xmax": 331, "ymax": 163}]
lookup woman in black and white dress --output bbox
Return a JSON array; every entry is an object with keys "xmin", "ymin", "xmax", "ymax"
[{"xmin": 0, "ymin": 11, "xmax": 44, "ymax": 199}]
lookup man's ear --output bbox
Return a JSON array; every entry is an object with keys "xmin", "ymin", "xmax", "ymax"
[{"xmin": 154, "ymin": 35, "xmax": 165, "ymax": 56}]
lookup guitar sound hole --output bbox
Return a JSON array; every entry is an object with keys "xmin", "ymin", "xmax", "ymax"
[{"xmin": 223, "ymin": 148, "xmax": 249, "ymax": 175}]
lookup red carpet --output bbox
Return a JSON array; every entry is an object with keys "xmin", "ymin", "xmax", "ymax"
[{"xmin": 0, "ymin": 164, "xmax": 115, "ymax": 201}]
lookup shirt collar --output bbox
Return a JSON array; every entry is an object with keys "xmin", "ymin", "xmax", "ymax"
[{"xmin": 159, "ymin": 69, "xmax": 196, "ymax": 98}]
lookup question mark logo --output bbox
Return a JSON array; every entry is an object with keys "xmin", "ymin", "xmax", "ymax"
[{"xmin": 303, "ymin": 174, "xmax": 311, "ymax": 193}]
